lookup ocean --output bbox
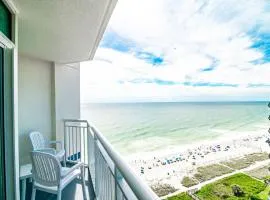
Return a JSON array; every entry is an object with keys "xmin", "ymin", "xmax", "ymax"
[{"xmin": 81, "ymin": 102, "xmax": 269, "ymax": 156}]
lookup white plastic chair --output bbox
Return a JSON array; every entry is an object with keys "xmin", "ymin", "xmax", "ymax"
[
  {"xmin": 29, "ymin": 131, "xmax": 66, "ymax": 166},
  {"xmin": 30, "ymin": 151, "xmax": 87, "ymax": 200}
]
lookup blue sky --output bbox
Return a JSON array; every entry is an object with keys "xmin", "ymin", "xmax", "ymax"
[{"xmin": 81, "ymin": 0, "xmax": 270, "ymax": 103}]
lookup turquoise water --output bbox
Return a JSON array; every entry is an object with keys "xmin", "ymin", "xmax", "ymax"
[{"xmin": 81, "ymin": 102, "xmax": 269, "ymax": 156}]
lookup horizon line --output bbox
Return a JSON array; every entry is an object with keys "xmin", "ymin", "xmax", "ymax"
[{"xmin": 81, "ymin": 100, "xmax": 268, "ymax": 104}]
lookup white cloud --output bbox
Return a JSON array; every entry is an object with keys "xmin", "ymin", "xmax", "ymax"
[{"xmin": 81, "ymin": 0, "xmax": 270, "ymax": 102}]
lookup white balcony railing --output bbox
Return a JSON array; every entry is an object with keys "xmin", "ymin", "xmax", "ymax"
[{"xmin": 63, "ymin": 119, "xmax": 160, "ymax": 200}]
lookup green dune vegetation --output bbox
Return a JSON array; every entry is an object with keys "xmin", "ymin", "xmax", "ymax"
[
  {"xmin": 163, "ymin": 153, "xmax": 270, "ymax": 199},
  {"xmin": 180, "ymin": 153, "xmax": 269, "ymax": 189},
  {"xmin": 246, "ymin": 165, "xmax": 270, "ymax": 180},
  {"xmin": 151, "ymin": 183, "xmax": 177, "ymax": 197},
  {"xmin": 195, "ymin": 173, "xmax": 268, "ymax": 200},
  {"xmin": 194, "ymin": 164, "xmax": 234, "ymax": 182},
  {"xmin": 180, "ymin": 164, "xmax": 234, "ymax": 188},
  {"xmin": 181, "ymin": 176, "xmax": 200, "ymax": 187},
  {"xmin": 221, "ymin": 153, "xmax": 269, "ymax": 170},
  {"xmin": 167, "ymin": 163, "xmax": 270, "ymax": 200},
  {"xmin": 166, "ymin": 192, "xmax": 193, "ymax": 200}
]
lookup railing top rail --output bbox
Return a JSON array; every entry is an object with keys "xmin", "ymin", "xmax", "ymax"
[
  {"xmin": 90, "ymin": 125, "xmax": 160, "ymax": 200},
  {"xmin": 63, "ymin": 119, "xmax": 89, "ymax": 124},
  {"xmin": 63, "ymin": 119, "xmax": 160, "ymax": 200}
]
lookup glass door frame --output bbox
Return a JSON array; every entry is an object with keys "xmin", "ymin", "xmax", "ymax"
[
  {"xmin": 0, "ymin": 45, "xmax": 5, "ymax": 200},
  {"xmin": 0, "ymin": 33, "xmax": 17, "ymax": 200},
  {"xmin": 0, "ymin": 1, "xmax": 18, "ymax": 198}
]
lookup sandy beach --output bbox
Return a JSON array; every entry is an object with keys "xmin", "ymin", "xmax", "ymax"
[{"xmin": 127, "ymin": 131, "xmax": 269, "ymax": 190}]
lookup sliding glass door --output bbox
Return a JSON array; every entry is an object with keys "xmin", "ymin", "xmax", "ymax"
[
  {"xmin": 1, "ymin": 1, "xmax": 14, "ymax": 199},
  {"xmin": 0, "ymin": 47, "xmax": 5, "ymax": 200}
]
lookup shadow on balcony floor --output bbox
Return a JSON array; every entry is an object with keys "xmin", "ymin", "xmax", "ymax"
[
  {"xmin": 24, "ymin": 178, "xmax": 92, "ymax": 200},
  {"xmin": 23, "ymin": 165, "xmax": 95, "ymax": 200}
]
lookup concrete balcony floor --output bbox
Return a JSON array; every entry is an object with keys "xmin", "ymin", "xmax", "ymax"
[
  {"xmin": 23, "ymin": 169, "xmax": 95, "ymax": 200},
  {"xmin": 23, "ymin": 179, "xmax": 90, "ymax": 200}
]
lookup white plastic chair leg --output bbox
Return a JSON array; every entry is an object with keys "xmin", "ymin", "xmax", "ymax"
[
  {"xmin": 21, "ymin": 179, "xmax": 26, "ymax": 200},
  {"xmin": 31, "ymin": 187, "xmax": 36, "ymax": 200},
  {"xmin": 63, "ymin": 157, "xmax": 66, "ymax": 167},
  {"xmin": 57, "ymin": 190, "xmax": 62, "ymax": 200}
]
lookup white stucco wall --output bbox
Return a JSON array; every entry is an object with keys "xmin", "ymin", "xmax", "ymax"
[
  {"xmin": 18, "ymin": 57, "xmax": 81, "ymax": 164},
  {"xmin": 18, "ymin": 55, "xmax": 54, "ymax": 164},
  {"xmin": 53, "ymin": 63, "xmax": 80, "ymax": 142}
]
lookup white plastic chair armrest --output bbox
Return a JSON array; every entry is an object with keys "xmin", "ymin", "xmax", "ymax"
[
  {"xmin": 61, "ymin": 162, "xmax": 84, "ymax": 178},
  {"xmin": 49, "ymin": 140, "xmax": 63, "ymax": 150},
  {"xmin": 36, "ymin": 148, "xmax": 57, "ymax": 155}
]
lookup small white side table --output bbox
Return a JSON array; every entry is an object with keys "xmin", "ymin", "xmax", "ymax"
[{"xmin": 20, "ymin": 164, "xmax": 32, "ymax": 200}]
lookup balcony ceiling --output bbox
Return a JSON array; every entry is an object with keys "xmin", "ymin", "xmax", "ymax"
[{"xmin": 16, "ymin": 0, "xmax": 117, "ymax": 63}]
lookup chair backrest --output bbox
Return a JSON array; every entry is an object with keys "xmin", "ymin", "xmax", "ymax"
[
  {"xmin": 31, "ymin": 151, "xmax": 61, "ymax": 186},
  {"xmin": 29, "ymin": 131, "xmax": 49, "ymax": 150}
]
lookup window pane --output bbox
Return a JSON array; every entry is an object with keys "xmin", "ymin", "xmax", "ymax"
[{"xmin": 0, "ymin": 1, "xmax": 12, "ymax": 40}]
